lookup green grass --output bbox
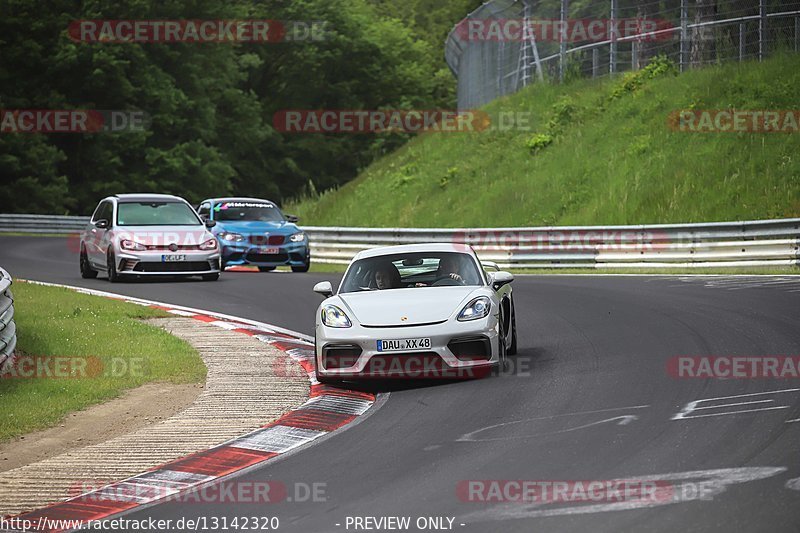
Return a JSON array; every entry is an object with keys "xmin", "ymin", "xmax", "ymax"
[
  {"xmin": 288, "ymin": 54, "xmax": 800, "ymax": 227},
  {"xmin": 0, "ymin": 282, "xmax": 206, "ymax": 442}
]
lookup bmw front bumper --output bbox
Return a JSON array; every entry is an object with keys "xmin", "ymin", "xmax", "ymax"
[{"xmin": 220, "ymin": 241, "xmax": 309, "ymax": 268}]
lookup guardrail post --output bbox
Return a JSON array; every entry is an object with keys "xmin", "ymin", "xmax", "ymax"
[
  {"xmin": 631, "ymin": 40, "xmax": 638, "ymax": 70},
  {"xmin": 559, "ymin": 0, "xmax": 568, "ymax": 83},
  {"xmin": 739, "ymin": 22, "xmax": 745, "ymax": 62},
  {"xmin": 592, "ymin": 48, "xmax": 599, "ymax": 78},
  {"xmin": 680, "ymin": 0, "xmax": 688, "ymax": 72},
  {"xmin": 610, "ymin": 0, "xmax": 617, "ymax": 74},
  {"xmin": 758, "ymin": 0, "xmax": 766, "ymax": 61},
  {"xmin": 795, "ymin": 17, "xmax": 799, "ymax": 52}
]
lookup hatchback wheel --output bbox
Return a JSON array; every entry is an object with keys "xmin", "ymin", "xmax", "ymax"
[{"xmin": 80, "ymin": 245, "xmax": 98, "ymax": 279}]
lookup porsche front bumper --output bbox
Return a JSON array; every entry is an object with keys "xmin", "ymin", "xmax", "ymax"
[{"xmin": 315, "ymin": 315, "xmax": 501, "ymax": 380}]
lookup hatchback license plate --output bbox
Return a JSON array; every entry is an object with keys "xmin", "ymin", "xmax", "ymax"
[
  {"xmin": 162, "ymin": 254, "xmax": 186, "ymax": 262},
  {"xmin": 377, "ymin": 338, "xmax": 432, "ymax": 352}
]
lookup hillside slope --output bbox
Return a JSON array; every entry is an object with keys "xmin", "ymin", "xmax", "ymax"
[{"xmin": 289, "ymin": 54, "xmax": 800, "ymax": 227}]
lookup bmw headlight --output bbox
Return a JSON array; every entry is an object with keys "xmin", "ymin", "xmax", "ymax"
[
  {"xmin": 219, "ymin": 232, "xmax": 245, "ymax": 242},
  {"xmin": 458, "ymin": 297, "xmax": 491, "ymax": 321},
  {"xmin": 321, "ymin": 305, "xmax": 352, "ymax": 328},
  {"xmin": 289, "ymin": 232, "xmax": 307, "ymax": 243}
]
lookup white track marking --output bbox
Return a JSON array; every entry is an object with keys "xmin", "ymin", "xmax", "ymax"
[
  {"xmin": 785, "ymin": 478, "xmax": 800, "ymax": 490},
  {"xmin": 458, "ymin": 467, "xmax": 786, "ymax": 523},
  {"xmin": 457, "ymin": 406, "xmax": 649, "ymax": 442},
  {"xmin": 672, "ymin": 388, "xmax": 800, "ymax": 420}
]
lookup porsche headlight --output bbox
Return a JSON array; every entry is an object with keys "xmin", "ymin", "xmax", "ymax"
[
  {"xmin": 321, "ymin": 305, "xmax": 352, "ymax": 328},
  {"xmin": 219, "ymin": 232, "xmax": 245, "ymax": 242},
  {"xmin": 458, "ymin": 297, "xmax": 491, "ymax": 321},
  {"xmin": 289, "ymin": 232, "xmax": 307, "ymax": 242}
]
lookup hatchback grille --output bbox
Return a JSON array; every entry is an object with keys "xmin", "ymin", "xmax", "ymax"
[{"xmin": 133, "ymin": 261, "xmax": 213, "ymax": 273}]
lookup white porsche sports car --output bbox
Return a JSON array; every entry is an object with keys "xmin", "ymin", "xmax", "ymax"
[{"xmin": 313, "ymin": 243, "xmax": 517, "ymax": 382}]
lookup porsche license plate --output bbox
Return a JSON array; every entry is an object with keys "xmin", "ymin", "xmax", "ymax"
[
  {"xmin": 377, "ymin": 338, "xmax": 432, "ymax": 352},
  {"xmin": 162, "ymin": 254, "xmax": 186, "ymax": 262}
]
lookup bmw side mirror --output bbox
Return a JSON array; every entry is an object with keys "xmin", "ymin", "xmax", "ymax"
[
  {"xmin": 95, "ymin": 219, "xmax": 109, "ymax": 229},
  {"xmin": 204, "ymin": 219, "xmax": 217, "ymax": 228},
  {"xmin": 285, "ymin": 214, "xmax": 299, "ymax": 223},
  {"xmin": 492, "ymin": 271, "xmax": 514, "ymax": 290},
  {"xmin": 313, "ymin": 281, "xmax": 333, "ymax": 298}
]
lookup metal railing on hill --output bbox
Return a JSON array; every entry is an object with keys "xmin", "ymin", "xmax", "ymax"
[
  {"xmin": 1, "ymin": 214, "xmax": 798, "ymax": 269},
  {"xmin": 0, "ymin": 268, "xmax": 16, "ymax": 371}
]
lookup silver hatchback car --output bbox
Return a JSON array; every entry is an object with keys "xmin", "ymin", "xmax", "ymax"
[{"xmin": 79, "ymin": 194, "xmax": 221, "ymax": 282}]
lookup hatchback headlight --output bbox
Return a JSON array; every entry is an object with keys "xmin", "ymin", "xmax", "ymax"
[
  {"xmin": 199, "ymin": 238, "xmax": 218, "ymax": 250},
  {"xmin": 458, "ymin": 297, "xmax": 491, "ymax": 321},
  {"xmin": 219, "ymin": 232, "xmax": 244, "ymax": 242},
  {"xmin": 321, "ymin": 305, "xmax": 352, "ymax": 328},
  {"xmin": 289, "ymin": 232, "xmax": 307, "ymax": 243},
  {"xmin": 120, "ymin": 239, "xmax": 146, "ymax": 251}
]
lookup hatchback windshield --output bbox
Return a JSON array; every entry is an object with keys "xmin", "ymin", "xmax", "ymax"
[
  {"xmin": 213, "ymin": 201, "xmax": 284, "ymax": 222},
  {"xmin": 117, "ymin": 202, "xmax": 201, "ymax": 226},
  {"xmin": 340, "ymin": 252, "xmax": 482, "ymax": 293}
]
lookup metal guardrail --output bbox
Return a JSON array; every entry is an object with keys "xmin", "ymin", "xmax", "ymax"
[
  {"xmin": 0, "ymin": 214, "xmax": 798, "ymax": 269},
  {"xmin": 303, "ymin": 218, "xmax": 800, "ymax": 269},
  {"xmin": 0, "ymin": 214, "xmax": 89, "ymax": 234},
  {"xmin": 0, "ymin": 268, "xmax": 16, "ymax": 371}
]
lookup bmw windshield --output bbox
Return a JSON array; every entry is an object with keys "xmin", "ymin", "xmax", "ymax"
[{"xmin": 213, "ymin": 201, "xmax": 285, "ymax": 222}]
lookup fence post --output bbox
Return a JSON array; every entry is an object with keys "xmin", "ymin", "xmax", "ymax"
[
  {"xmin": 679, "ymin": 0, "xmax": 688, "ymax": 72},
  {"xmin": 610, "ymin": 0, "xmax": 617, "ymax": 75},
  {"xmin": 739, "ymin": 22, "xmax": 745, "ymax": 61},
  {"xmin": 758, "ymin": 0, "xmax": 766, "ymax": 61},
  {"xmin": 592, "ymin": 48, "xmax": 599, "ymax": 78},
  {"xmin": 559, "ymin": 0, "xmax": 569, "ymax": 83},
  {"xmin": 632, "ymin": 41, "xmax": 638, "ymax": 70},
  {"xmin": 795, "ymin": 17, "xmax": 799, "ymax": 53}
]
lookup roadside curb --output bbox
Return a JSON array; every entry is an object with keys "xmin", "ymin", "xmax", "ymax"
[{"xmin": 4, "ymin": 281, "xmax": 378, "ymax": 533}]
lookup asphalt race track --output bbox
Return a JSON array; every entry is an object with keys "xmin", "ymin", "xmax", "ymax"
[{"xmin": 2, "ymin": 235, "xmax": 800, "ymax": 532}]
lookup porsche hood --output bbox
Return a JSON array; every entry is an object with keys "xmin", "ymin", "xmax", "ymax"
[{"xmin": 337, "ymin": 286, "xmax": 483, "ymax": 327}]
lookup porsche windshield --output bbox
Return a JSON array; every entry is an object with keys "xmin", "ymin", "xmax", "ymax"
[
  {"xmin": 116, "ymin": 202, "xmax": 201, "ymax": 226},
  {"xmin": 340, "ymin": 252, "xmax": 483, "ymax": 293},
  {"xmin": 213, "ymin": 202, "xmax": 284, "ymax": 222}
]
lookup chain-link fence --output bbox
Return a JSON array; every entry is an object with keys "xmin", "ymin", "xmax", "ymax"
[{"xmin": 445, "ymin": 0, "xmax": 800, "ymax": 109}]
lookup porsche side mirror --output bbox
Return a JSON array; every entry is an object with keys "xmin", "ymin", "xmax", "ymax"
[
  {"xmin": 492, "ymin": 271, "xmax": 514, "ymax": 290},
  {"xmin": 95, "ymin": 219, "xmax": 109, "ymax": 229},
  {"xmin": 204, "ymin": 219, "xmax": 217, "ymax": 228},
  {"xmin": 285, "ymin": 214, "xmax": 299, "ymax": 223},
  {"xmin": 313, "ymin": 281, "xmax": 333, "ymax": 297},
  {"xmin": 482, "ymin": 260, "xmax": 500, "ymax": 272}
]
